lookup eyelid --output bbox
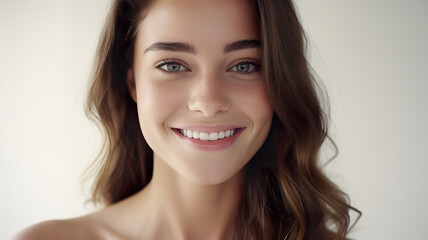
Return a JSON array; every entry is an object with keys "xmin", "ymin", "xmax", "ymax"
[
  {"xmin": 155, "ymin": 58, "xmax": 190, "ymax": 73},
  {"xmin": 154, "ymin": 58, "xmax": 261, "ymax": 75},
  {"xmin": 227, "ymin": 58, "xmax": 261, "ymax": 74}
]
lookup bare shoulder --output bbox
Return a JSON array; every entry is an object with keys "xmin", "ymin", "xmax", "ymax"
[
  {"xmin": 11, "ymin": 216, "xmax": 115, "ymax": 240},
  {"xmin": 12, "ymin": 219, "xmax": 78, "ymax": 240},
  {"xmin": 12, "ymin": 195, "xmax": 145, "ymax": 240}
]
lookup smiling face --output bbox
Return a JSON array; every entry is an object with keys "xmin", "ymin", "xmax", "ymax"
[{"xmin": 127, "ymin": 0, "xmax": 273, "ymax": 184}]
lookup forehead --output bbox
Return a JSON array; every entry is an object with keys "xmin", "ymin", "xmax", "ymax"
[{"xmin": 137, "ymin": 0, "xmax": 259, "ymax": 48}]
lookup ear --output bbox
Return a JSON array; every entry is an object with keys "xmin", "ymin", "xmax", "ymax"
[{"xmin": 126, "ymin": 68, "xmax": 137, "ymax": 102}]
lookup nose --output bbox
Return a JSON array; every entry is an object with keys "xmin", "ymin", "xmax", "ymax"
[{"xmin": 187, "ymin": 72, "xmax": 231, "ymax": 117}]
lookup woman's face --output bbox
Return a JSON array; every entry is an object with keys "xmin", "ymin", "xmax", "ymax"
[{"xmin": 128, "ymin": 0, "xmax": 273, "ymax": 184}]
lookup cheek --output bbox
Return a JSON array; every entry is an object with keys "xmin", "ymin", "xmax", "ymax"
[
  {"xmin": 234, "ymin": 83, "xmax": 273, "ymax": 124},
  {"xmin": 134, "ymin": 59, "xmax": 185, "ymax": 119},
  {"xmin": 137, "ymin": 80, "xmax": 181, "ymax": 115},
  {"xmin": 135, "ymin": 80, "xmax": 184, "ymax": 140}
]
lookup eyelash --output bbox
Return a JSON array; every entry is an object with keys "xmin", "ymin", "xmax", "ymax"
[
  {"xmin": 155, "ymin": 59, "xmax": 189, "ymax": 76},
  {"xmin": 229, "ymin": 61, "xmax": 261, "ymax": 75},
  {"xmin": 155, "ymin": 59, "xmax": 261, "ymax": 76}
]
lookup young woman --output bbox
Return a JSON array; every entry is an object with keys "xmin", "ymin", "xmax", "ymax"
[{"xmin": 14, "ymin": 0, "xmax": 359, "ymax": 239}]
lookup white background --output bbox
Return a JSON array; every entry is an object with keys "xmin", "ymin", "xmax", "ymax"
[{"xmin": 1, "ymin": 1, "xmax": 427, "ymax": 239}]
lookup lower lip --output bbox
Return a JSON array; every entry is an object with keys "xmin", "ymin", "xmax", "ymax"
[{"xmin": 172, "ymin": 128, "xmax": 244, "ymax": 151}]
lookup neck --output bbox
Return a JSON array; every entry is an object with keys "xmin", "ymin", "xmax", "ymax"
[{"xmin": 139, "ymin": 155, "xmax": 244, "ymax": 240}]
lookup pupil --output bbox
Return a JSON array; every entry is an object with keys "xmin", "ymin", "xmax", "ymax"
[
  {"xmin": 238, "ymin": 63, "xmax": 249, "ymax": 72},
  {"xmin": 168, "ymin": 64, "xmax": 179, "ymax": 71}
]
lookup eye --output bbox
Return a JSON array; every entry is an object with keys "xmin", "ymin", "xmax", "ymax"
[
  {"xmin": 229, "ymin": 62, "xmax": 259, "ymax": 75},
  {"xmin": 157, "ymin": 61, "xmax": 188, "ymax": 73}
]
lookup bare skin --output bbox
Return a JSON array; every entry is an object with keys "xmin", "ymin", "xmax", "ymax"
[
  {"xmin": 13, "ymin": 0, "xmax": 272, "ymax": 239},
  {"xmin": 14, "ymin": 161, "xmax": 242, "ymax": 240}
]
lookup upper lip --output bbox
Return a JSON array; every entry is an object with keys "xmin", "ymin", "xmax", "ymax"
[{"xmin": 172, "ymin": 125, "xmax": 244, "ymax": 133}]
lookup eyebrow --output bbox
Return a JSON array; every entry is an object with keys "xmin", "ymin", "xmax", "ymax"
[
  {"xmin": 224, "ymin": 40, "xmax": 261, "ymax": 53},
  {"xmin": 144, "ymin": 42, "xmax": 196, "ymax": 54},
  {"xmin": 143, "ymin": 39, "xmax": 260, "ymax": 54}
]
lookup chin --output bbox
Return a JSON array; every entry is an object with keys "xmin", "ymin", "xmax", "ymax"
[{"xmin": 179, "ymin": 164, "xmax": 245, "ymax": 186}]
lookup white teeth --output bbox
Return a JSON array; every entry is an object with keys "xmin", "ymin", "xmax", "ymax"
[
  {"xmin": 218, "ymin": 131, "xmax": 225, "ymax": 139},
  {"xmin": 209, "ymin": 132, "xmax": 219, "ymax": 141},
  {"xmin": 200, "ymin": 132, "xmax": 209, "ymax": 140},
  {"xmin": 179, "ymin": 128, "xmax": 237, "ymax": 141},
  {"xmin": 187, "ymin": 130, "xmax": 193, "ymax": 138},
  {"xmin": 193, "ymin": 131, "xmax": 199, "ymax": 139}
]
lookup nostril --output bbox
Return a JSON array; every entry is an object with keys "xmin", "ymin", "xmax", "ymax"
[
  {"xmin": 187, "ymin": 80, "xmax": 231, "ymax": 116},
  {"xmin": 187, "ymin": 99, "xmax": 231, "ymax": 117}
]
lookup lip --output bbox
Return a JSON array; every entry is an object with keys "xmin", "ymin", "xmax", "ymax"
[
  {"xmin": 175, "ymin": 125, "xmax": 242, "ymax": 133},
  {"xmin": 172, "ymin": 126, "xmax": 245, "ymax": 151}
]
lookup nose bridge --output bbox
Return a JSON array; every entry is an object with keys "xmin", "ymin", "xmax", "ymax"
[{"xmin": 188, "ymin": 71, "xmax": 230, "ymax": 117}]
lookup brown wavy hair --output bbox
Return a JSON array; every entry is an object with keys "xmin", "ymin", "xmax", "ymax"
[{"xmin": 85, "ymin": 0, "xmax": 360, "ymax": 239}]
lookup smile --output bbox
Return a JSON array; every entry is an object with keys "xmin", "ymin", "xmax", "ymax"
[
  {"xmin": 172, "ymin": 127, "xmax": 245, "ymax": 151},
  {"xmin": 179, "ymin": 129, "xmax": 236, "ymax": 141}
]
